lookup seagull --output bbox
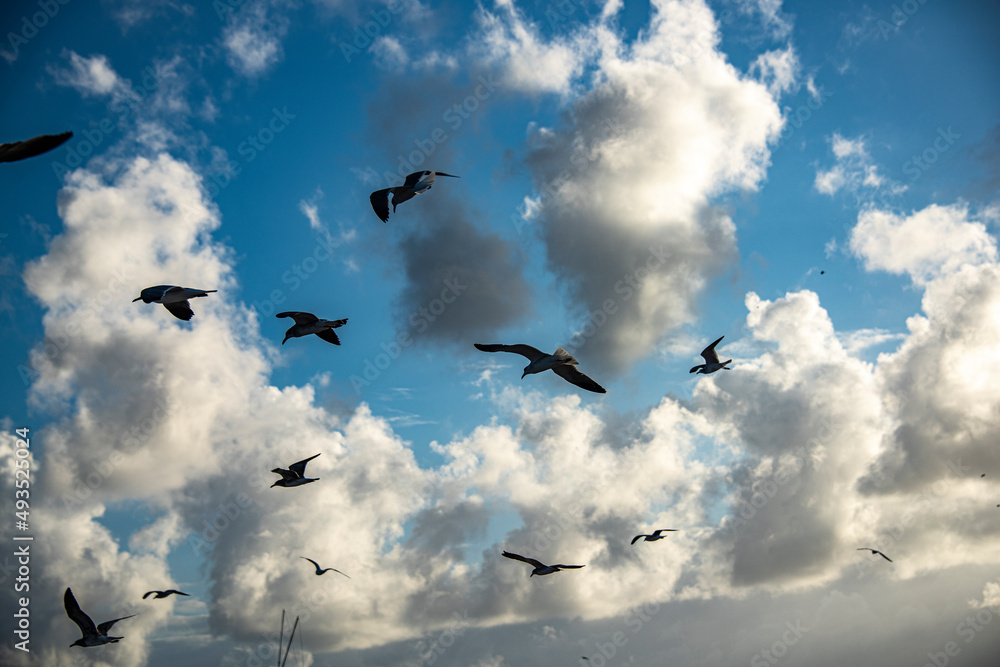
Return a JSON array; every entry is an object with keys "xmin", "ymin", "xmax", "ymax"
[
  {"xmin": 64, "ymin": 587, "xmax": 135, "ymax": 648},
  {"xmin": 689, "ymin": 336, "xmax": 732, "ymax": 374},
  {"xmin": 474, "ymin": 343, "xmax": 606, "ymax": 393},
  {"xmin": 857, "ymin": 547, "xmax": 892, "ymax": 562},
  {"xmin": 142, "ymin": 590, "xmax": 189, "ymax": 599},
  {"xmin": 501, "ymin": 550, "xmax": 585, "ymax": 577},
  {"xmin": 300, "ymin": 557, "xmax": 350, "ymax": 578},
  {"xmin": 271, "ymin": 453, "xmax": 321, "ymax": 488},
  {"xmin": 369, "ymin": 170, "xmax": 458, "ymax": 222},
  {"xmin": 630, "ymin": 529, "xmax": 678, "ymax": 545},
  {"xmin": 0, "ymin": 131, "xmax": 72, "ymax": 163},
  {"xmin": 276, "ymin": 312, "xmax": 348, "ymax": 345},
  {"xmin": 133, "ymin": 285, "xmax": 216, "ymax": 321}
]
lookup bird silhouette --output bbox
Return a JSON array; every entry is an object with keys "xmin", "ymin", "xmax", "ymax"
[
  {"xmin": 0, "ymin": 131, "xmax": 72, "ymax": 163},
  {"xmin": 301, "ymin": 557, "xmax": 350, "ymax": 578},
  {"xmin": 133, "ymin": 285, "xmax": 216, "ymax": 321},
  {"xmin": 64, "ymin": 587, "xmax": 135, "ymax": 648},
  {"xmin": 630, "ymin": 529, "xmax": 678, "ymax": 545},
  {"xmin": 276, "ymin": 312, "xmax": 347, "ymax": 345},
  {"xmin": 369, "ymin": 170, "xmax": 458, "ymax": 222},
  {"xmin": 271, "ymin": 453, "xmax": 321, "ymax": 488},
  {"xmin": 857, "ymin": 547, "xmax": 892, "ymax": 562},
  {"xmin": 474, "ymin": 343, "xmax": 606, "ymax": 393},
  {"xmin": 501, "ymin": 550, "xmax": 585, "ymax": 576},
  {"xmin": 689, "ymin": 336, "xmax": 732, "ymax": 374},
  {"xmin": 142, "ymin": 589, "xmax": 189, "ymax": 599}
]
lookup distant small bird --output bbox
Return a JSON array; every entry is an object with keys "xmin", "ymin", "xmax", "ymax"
[
  {"xmin": 276, "ymin": 312, "xmax": 348, "ymax": 345},
  {"xmin": 142, "ymin": 590, "xmax": 189, "ymax": 599},
  {"xmin": 301, "ymin": 557, "xmax": 350, "ymax": 578},
  {"xmin": 857, "ymin": 547, "xmax": 892, "ymax": 562},
  {"xmin": 501, "ymin": 550, "xmax": 585, "ymax": 577},
  {"xmin": 689, "ymin": 336, "xmax": 732, "ymax": 374},
  {"xmin": 0, "ymin": 131, "xmax": 72, "ymax": 163},
  {"xmin": 982, "ymin": 474, "xmax": 986, "ymax": 478},
  {"xmin": 64, "ymin": 587, "xmax": 135, "ymax": 648},
  {"xmin": 369, "ymin": 170, "xmax": 458, "ymax": 222},
  {"xmin": 133, "ymin": 285, "xmax": 216, "ymax": 321},
  {"xmin": 474, "ymin": 343, "xmax": 606, "ymax": 393},
  {"xmin": 820, "ymin": 270, "xmax": 825, "ymax": 275},
  {"xmin": 271, "ymin": 453, "xmax": 321, "ymax": 488},
  {"xmin": 630, "ymin": 529, "xmax": 678, "ymax": 545}
]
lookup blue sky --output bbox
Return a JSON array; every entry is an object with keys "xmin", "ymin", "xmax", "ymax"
[{"xmin": 2, "ymin": 1, "xmax": 1000, "ymax": 665}]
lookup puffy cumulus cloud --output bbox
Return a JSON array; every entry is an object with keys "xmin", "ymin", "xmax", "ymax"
[
  {"xmin": 393, "ymin": 195, "xmax": 533, "ymax": 343},
  {"xmin": 222, "ymin": 1, "xmax": 290, "ymax": 78},
  {"xmin": 520, "ymin": 0, "xmax": 784, "ymax": 373},
  {"xmin": 749, "ymin": 44, "xmax": 799, "ymax": 96},
  {"xmin": 468, "ymin": 0, "xmax": 598, "ymax": 96},
  {"xmin": 849, "ymin": 203, "xmax": 998, "ymax": 286}
]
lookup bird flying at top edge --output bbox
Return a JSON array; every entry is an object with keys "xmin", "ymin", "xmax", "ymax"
[
  {"xmin": 474, "ymin": 343, "xmax": 606, "ymax": 393},
  {"xmin": 133, "ymin": 285, "xmax": 216, "ymax": 321},
  {"xmin": 271, "ymin": 453, "xmax": 321, "ymax": 488},
  {"xmin": 501, "ymin": 550, "xmax": 585, "ymax": 577},
  {"xmin": 857, "ymin": 547, "xmax": 892, "ymax": 562},
  {"xmin": 369, "ymin": 170, "xmax": 458, "ymax": 222},
  {"xmin": 0, "ymin": 131, "xmax": 72, "ymax": 163},
  {"xmin": 276, "ymin": 311, "xmax": 347, "ymax": 345},
  {"xmin": 689, "ymin": 336, "xmax": 732, "ymax": 375},
  {"xmin": 64, "ymin": 587, "xmax": 135, "ymax": 648}
]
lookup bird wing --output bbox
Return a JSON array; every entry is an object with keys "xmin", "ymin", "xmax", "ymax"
[
  {"xmin": 878, "ymin": 552, "xmax": 892, "ymax": 562},
  {"xmin": 316, "ymin": 328, "xmax": 341, "ymax": 345},
  {"xmin": 165, "ymin": 590, "xmax": 188, "ymax": 596},
  {"xmin": 142, "ymin": 591, "xmax": 157, "ymax": 599},
  {"xmin": 689, "ymin": 364, "xmax": 704, "ymax": 373},
  {"xmin": 552, "ymin": 364, "xmax": 607, "ymax": 393},
  {"xmin": 276, "ymin": 311, "xmax": 319, "ymax": 325},
  {"xmin": 0, "ymin": 131, "xmax": 72, "ymax": 163},
  {"xmin": 402, "ymin": 170, "xmax": 432, "ymax": 189},
  {"xmin": 326, "ymin": 568, "xmax": 350, "ymax": 579},
  {"xmin": 700, "ymin": 336, "xmax": 724, "ymax": 364},
  {"xmin": 288, "ymin": 453, "xmax": 321, "ymax": 477},
  {"xmin": 501, "ymin": 551, "xmax": 545, "ymax": 569},
  {"xmin": 630, "ymin": 534, "xmax": 647, "ymax": 545},
  {"xmin": 369, "ymin": 188, "xmax": 391, "ymax": 222},
  {"xmin": 651, "ymin": 529, "xmax": 678, "ymax": 537},
  {"xmin": 474, "ymin": 343, "xmax": 547, "ymax": 362},
  {"xmin": 64, "ymin": 588, "xmax": 98, "ymax": 637},
  {"xmin": 553, "ymin": 564, "xmax": 585, "ymax": 570},
  {"xmin": 97, "ymin": 614, "xmax": 136, "ymax": 636},
  {"xmin": 302, "ymin": 557, "xmax": 321, "ymax": 571},
  {"xmin": 271, "ymin": 467, "xmax": 297, "ymax": 480},
  {"xmin": 163, "ymin": 301, "xmax": 194, "ymax": 321}
]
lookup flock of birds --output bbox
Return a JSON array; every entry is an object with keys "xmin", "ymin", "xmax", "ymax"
[{"xmin": 7, "ymin": 131, "xmax": 895, "ymax": 654}]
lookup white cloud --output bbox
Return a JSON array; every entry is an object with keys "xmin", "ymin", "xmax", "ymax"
[
  {"xmin": 750, "ymin": 44, "xmax": 799, "ymax": 96},
  {"xmin": 849, "ymin": 203, "xmax": 998, "ymax": 285},
  {"xmin": 222, "ymin": 2, "xmax": 289, "ymax": 78},
  {"xmin": 519, "ymin": 0, "xmax": 784, "ymax": 372},
  {"xmin": 49, "ymin": 50, "xmax": 128, "ymax": 98},
  {"xmin": 814, "ymin": 133, "xmax": 903, "ymax": 198}
]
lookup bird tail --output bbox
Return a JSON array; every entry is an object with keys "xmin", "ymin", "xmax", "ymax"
[{"xmin": 329, "ymin": 319, "xmax": 348, "ymax": 328}]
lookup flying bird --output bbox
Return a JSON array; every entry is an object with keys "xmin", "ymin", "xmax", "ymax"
[
  {"xmin": 0, "ymin": 131, "xmax": 72, "ymax": 163},
  {"xmin": 857, "ymin": 547, "xmax": 892, "ymax": 562},
  {"xmin": 501, "ymin": 550, "xmax": 585, "ymax": 577},
  {"xmin": 630, "ymin": 529, "xmax": 678, "ymax": 545},
  {"xmin": 133, "ymin": 285, "xmax": 216, "ymax": 321},
  {"xmin": 271, "ymin": 453, "xmax": 321, "ymax": 488},
  {"xmin": 474, "ymin": 343, "xmax": 606, "ymax": 393},
  {"xmin": 301, "ymin": 557, "xmax": 350, "ymax": 578},
  {"xmin": 142, "ymin": 590, "xmax": 189, "ymax": 599},
  {"xmin": 689, "ymin": 336, "xmax": 732, "ymax": 374},
  {"xmin": 64, "ymin": 587, "xmax": 135, "ymax": 648},
  {"xmin": 369, "ymin": 170, "xmax": 458, "ymax": 222},
  {"xmin": 276, "ymin": 311, "xmax": 348, "ymax": 345}
]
